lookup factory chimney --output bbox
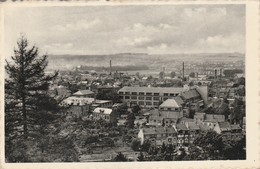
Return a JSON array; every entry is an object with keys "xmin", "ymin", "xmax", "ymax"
[
  {"xmin": 109, "ymin": 60, "xmax": 112, "ymax": 75},
  {"xmin": 182, "ymin": 62, "xmax": 185, "ymax": 79},
  {"xmin": 214, "ymin": 69, "xmax": 217, "ymax": 79}
]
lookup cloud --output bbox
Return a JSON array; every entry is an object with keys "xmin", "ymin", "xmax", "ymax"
[
  {"xmin": 43, "ymin": 42, "xmax": 74, "ymax": 54},
  {"xmin": 115, "ymin": 37, "xmax": 152, "ymax": 47},
  {"xmin": 52, "ymin": 19, "xmax": 101, "ymax": 32}
]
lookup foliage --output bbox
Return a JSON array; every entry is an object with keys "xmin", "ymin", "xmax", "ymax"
[
  {"xmin": 125, "ymin": 113, "xmax": 136, "ymax": 129},
  {"xmin": 132, "ymin": 105, "xmax": 141, "ymax": 115},
  {"xmin": 170, "ymin": 71, "xmax": 176, "ymax": 78},
  {"xmin": 96, "ymin": 89, "xmax": 121, "ymax": 103},
  {"xmin": 189, "ymin": 72, "xmax": 195, "ymax": 78},
  {"xmin": 131, "ymin": 139, "xmax": 141, "ymax": 151},
  {"xmin": 113, "ymin": 152, "xmax": 127, "ymax": 162},
  {"xmin": 223, "ymin": 69, "xmax": 243, "ymax": 77}
]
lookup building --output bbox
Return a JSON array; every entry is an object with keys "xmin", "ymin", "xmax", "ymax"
[
  {"xmin": 93, "ymin": 107, "xmax": 117, "ymax": 122},
  {"xmin": 137, "ymin": 127, "xmax": 178, "ymax": 146},
  {"xmin": 176, "ymin": 123, "xmax": 189, "ymax": 146},
  {"xmin": 159, "ymin": 97, "xmax": 184, "ymax": 112},
  {"xmin": 203, "ymin": 114, "xmax": 225, "ymax": 129},
  {"xmin": 213, "ymin": 121, "xmax": 231, "ymax": 141},
  {"xmin": 118, "ymin": 86, "xmax": 184, "ymax": 108},
  {"xmin": 61, "ymin": 96, "xmax": 113, "ymax": 117},
  {"xmin": 148, "ymin": 110, "xmax": 182, "ymax": 127},
  {"xmin": 73, "ymin": 90, "xmax": 95, "ymax": 98}
]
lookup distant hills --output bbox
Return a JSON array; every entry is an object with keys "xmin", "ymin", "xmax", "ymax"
[{"xmin": 47, "ymin": 53, "xmax": 244, "ymax": 71}]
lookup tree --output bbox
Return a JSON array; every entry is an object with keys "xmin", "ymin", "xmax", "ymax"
[
  {"xmin": 113, "ymin": 152, "xmax": 127, "ymax": 162},
  {"xmin": 131, "ymin": 139, "xmax": 141, "ymax": 151},
  {"xmin": 159, "ymin": 72, "xmax": 164, "ymax": 79},
  {"xmin": 193, "ymin": 131, "xmax": 224, "ymax": 160},
  {"xmin": 5, "ymin": 36, "xmax": 66, "ymax": 162},
  {"xmin": 189, "ymin": 72, "xmax": 196, "ymax": 78},
  {"xmin": 125, "ymin": 112, "xmax": 136, "ymax": 129},
  {"xmin": 132, "ymin": 104, "xmax": 141, "ymax": 115},
  {"xmin": 96, "ymin": 89, "xmax": 121, "ymax": 104},
  {"xmin": 170, "ymin": 71, "xmax": 176, "ymax": 78},
  {"xmin": 137, "ymin": 152, "xmax": 145, "ymax": 161}
]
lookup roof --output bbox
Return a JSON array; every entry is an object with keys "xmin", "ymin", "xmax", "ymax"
[
  {"xmin": 199, "ymin": 123, "xmax": 211, "ymax": 131},
  {"xmin": 181, "ymin": 89, "xmax": 200, "ymax": 100},
  {"xmin": 176, "ymin": 123, "xmax": 188, "ymax": 131},
  {"xmin": 159, "ymin": 98, "xmax": 183, "ymax": 108},
  {"xmin": 230, "ymin": 124, "xmax": 242, "ymax": 130},
  {"xmin": 142, "ymin": 127, "xmax": 177, "ymax": 135},
  {"xmin": 62, "ymin": 96, "xmax": 95, "ymax": 105},
  {"xmin": 118, "ymin": 86, "xmax": 184, "ymax": 94},
  {"xmin": 93, "ymin": 107, "xmax": 113, "ymax": 115},
  {"xmin": 218, "ymin": 122, "xmax": 231, "ymax": 132},
  {"xmin": 73, "ymin": 90, "xmax": 94, "ymax": 96},
  {"xmin": 204, "ymin": 114, "xmax": 225, "ymax": 122},
  {"xmin": 194, "ymin": 112, "xmax": 206, "ymax": 119},
  {"xmin": 186, "ymin": 122, "xmax": 200, "ymax": 130}
]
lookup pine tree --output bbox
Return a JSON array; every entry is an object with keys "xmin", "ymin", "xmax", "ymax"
[{"xmin": 5, "ymin": 36, "xmax": 59, "ymax": 161}]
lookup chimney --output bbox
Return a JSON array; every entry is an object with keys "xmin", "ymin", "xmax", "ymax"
[
  {"xmin": 109, "ymin": 60, "xmax": 112, "ymax": 75},
  {"xmin": 196, "ymin": 72, "xmax": 199, "ymax": 81},
  {"xmin": 182, "ymin": 62, "xmax": 185, "ymax": 79},
  {"xmin": 214, "ymin": 69, "xmax": 217, "ymax": 79}
]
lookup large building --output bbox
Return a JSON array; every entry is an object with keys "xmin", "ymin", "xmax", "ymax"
[{"xmin": 118, "ymin": 86, "xmax": 184, "ymax": 108}]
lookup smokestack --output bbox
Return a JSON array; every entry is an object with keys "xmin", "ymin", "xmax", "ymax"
[
  {"xmin": 163, "ymin": 67, "xmax": 165, "ymax": 79},
  {"xmin": 214, "ymin": 69, "xmax": 217, "ymax": 79},
  {"xmin": 109, "ymin": 60, "xmax": 112, "ymax": 75},
  {"xmin": 197, "ymin": 72, "xmax": 199, "ymax": 81},
  {"xmin": 182, "ymin": 62, "xmax": 185, "ymax": 79},
  {"xmin": 220, "ymin": 69, "xmax": 222, "ymax": 78}
]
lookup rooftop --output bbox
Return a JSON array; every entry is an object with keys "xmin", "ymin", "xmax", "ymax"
[
  {"xmin": 180, "ymin": 89, "xmax": 201, "ymax": 100},
  {"xmin": 159, "ymin": 97, "xmax": 184, "ymax": 108},
  {"xmin": 93, "ymin": 107, "xmax": 113, "ymax": 115},
  {"xmin": 118, "ymin": 86, "xmax": 184, "ymax": 94},
  {"xmin": 73, "ymin": 90, "xmax": 94, "ymax": 96}
]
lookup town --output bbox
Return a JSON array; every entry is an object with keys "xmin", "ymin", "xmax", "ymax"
[{"xmin": 45, "ymin": 58, "xmax": 246, "ymax": 162}]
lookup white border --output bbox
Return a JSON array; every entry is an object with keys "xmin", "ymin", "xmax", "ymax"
[{"xmin": 0, "ymin": 1, "xmax": 259, "ymax": 169}]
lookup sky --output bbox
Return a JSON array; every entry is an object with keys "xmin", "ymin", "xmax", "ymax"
[{"xmin": 4, "ymin": 5, "xmax": 245, "ymax": 57}]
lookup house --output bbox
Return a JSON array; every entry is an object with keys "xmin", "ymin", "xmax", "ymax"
[
  {"xmin": 148, "ymin": 110, "xmax": 182, "ymax": 127},
  {"xmin": 176, "ymin": 123, "xmax": 189, "ymax": 146},
  {"xmin": 213, "ymin": 121, "xmax": 232, "ymax": 141},
  {"xmin": 137, "ymin": 127, "xmax": 178, "ymax": 146},
  {"xmin": 159, "ymin": 97, "xmax": 184, "ymax": 112},
  {"xmin": 194, "ymin": 112, "xmax": 206, "ymax": 124},
  {"xmin": 203, "ymin": 114, "xmax": 225, "ymax": 129},
  {"xmin": 184, "ymin": 122, "xmax": 200, "ymax": 144},
  {"xmin": 93, "ymin": 107, "xmax": 117, "ymax": 123},
  {"xmin": 73, "ymin": 90, "xmax": 95, "ymax": 98},
  {"xmin": 230, "ymin": 124, "xmax": 243, "ymax": 141}
]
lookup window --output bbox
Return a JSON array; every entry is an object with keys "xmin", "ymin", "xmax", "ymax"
[
  {"xmin": 154, "ymin": 93, "xmax": 159, "ymax": 96},
  {"xmin": 132, "ymin": 92, "xmax": 137, "ymax": 95},
  {"xmin": 139, "ymin": 101, "xmax": 144, "ymax": 105},
  {"xmin": 125, "ymin": 96, "xmax": 130, "ymax": 99},
  {"xmin": 119, "ymin": 92, "xmax": 124, "ymax": 95},
  {"xmin": 168, "ymin": 108, "xmax": 172, "ymax": 111},
  {"xmin": 131, "ymin": 96, "xmax": 137, "ymax": 99},
  {"xmin": 138, "ymin": 96, "xmax": 145, "ymax": 100},
  {"xmin": 119, "ymin": 96, "xmax": 123, "ymax": 99},
  {"xmin": 146, "ymin": 97, "xmax": 152, "ymax": 100},
  {"xmin": 164, "ymin": 93, "xmax": 168, "ymax": 96},
  {"xmin": 154, "ymin": 97, "xmax": 159, "ymax": 100},
  {"xmin": 146, "ymin": 92, "xmax": 152, "ymax": 96},
  {"xmin": 132, "ymin": 101, "xmax": 137, "ymax": 104},
  {"xmin": 125, "ymin": 92, "xmax": 130, "ymax": 95},
  {"xmin": 170, "ymin": 93, "xmax": 175, "ymax": 96},
  {"xmin": 153, "ymin": 102, "xmax": 158, "ymax": 106},
  {"xmin": 139, "ymin": 92, "xmax": 144, "ymax": 95},
  {"xmin": 146, "ymin": 102, "xmax": 152, "ymax": 105}
]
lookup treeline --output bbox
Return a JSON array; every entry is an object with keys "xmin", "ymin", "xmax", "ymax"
[{"xmin": 79, "ymin": 65, "xmax": 149, "ymax": 71}]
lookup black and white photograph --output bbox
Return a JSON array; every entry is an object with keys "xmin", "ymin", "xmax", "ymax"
[{"xmin": 1, "ymin": 2, "xmax": 259, "ymax": 167}]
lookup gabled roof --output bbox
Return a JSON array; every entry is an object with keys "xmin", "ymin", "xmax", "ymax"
[
  {"xmin": 118, "ymin": 86, "xmax": 184, "ymax": 93},
  {"xmin": 186, "ymin": 122, "xmax": 200, "ymax": 130},
  {"xmin": 230, "ymin": 124, "xmax": 242, "ymax": 130},
  {"xmin": 73, "ymin": 90, "xmax": 94, "ymax": 96},
  {"xmin": 176, "ymin": 123, "xmax": 189, "ymax": 131},
  {"xmin": 181, "ymin": 89, "xmax": 200, "ymax": 100},
  {"xmin": 199, "ymin": 123, "xmax": 211, "ymax": 131},
  {"xmin": 159, "ymin": 97, "xmax": 184, "ymax": 108},
  {"xmin": 93, "ymin": 107, "xmax": 113, "ymax": 115},
  {"xmin": 204, "ymin": 114, "xmax": 225, "ymax": 122},
  {"xmin": 218, "ymin": 122, "xmax": 231, "ymax": 132}
]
